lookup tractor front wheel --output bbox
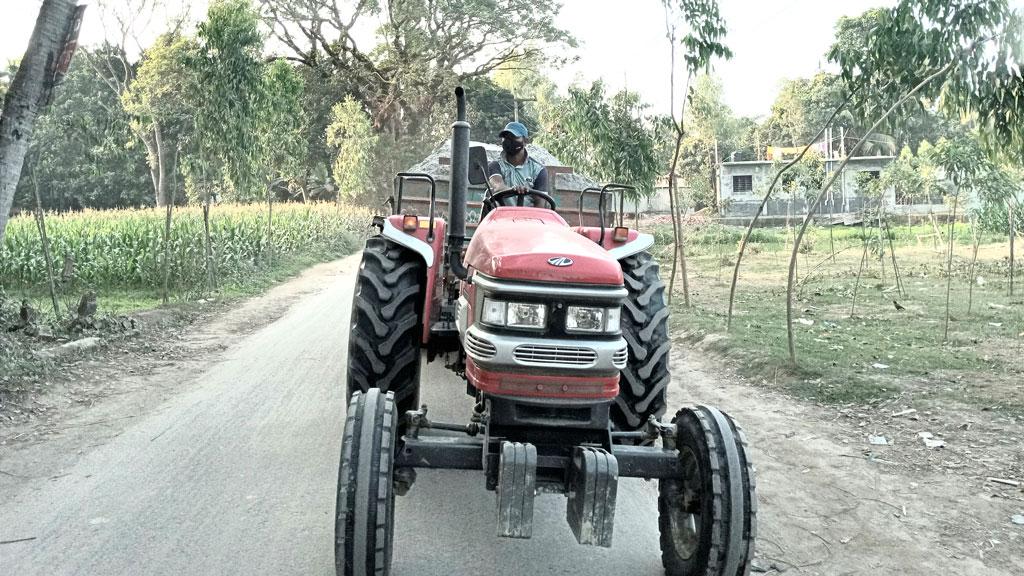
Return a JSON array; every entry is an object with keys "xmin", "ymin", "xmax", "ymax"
[
  {"xmin": 613, "ymin": 250, "xmax": 670, "ymax": 430},
  {"xmin": 659, "ymin": 405, "xmax": 757, "ymax": 576},
  {"xmin": 347, "ymin": 236, "xmax": 424, "ymax": 418},
  {"xmin": 335, "ymin": 389, "xmax": 398, "ymax": 576}
]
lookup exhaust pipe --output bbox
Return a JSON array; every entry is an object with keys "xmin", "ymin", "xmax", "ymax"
[{"xmin": 448, "ymin": 87, "xmax": 470, "ymax": 279}]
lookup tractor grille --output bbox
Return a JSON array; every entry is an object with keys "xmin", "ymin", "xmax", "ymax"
[
  {"xmin": 465, "ymin": 331, "xmax": 497, "ymax": 360},
  {"xmin": 513, "ymin": 344, "xmax": 597, "ymax": 367},
  {"xmin": 612, "ymin": 347, "xmax": 628, "ymax": 369}
]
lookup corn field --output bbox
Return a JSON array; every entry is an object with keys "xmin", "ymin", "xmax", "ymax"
[{"xmin": 0, "ymin": 203, "xmax": 372, "ymax": 292}]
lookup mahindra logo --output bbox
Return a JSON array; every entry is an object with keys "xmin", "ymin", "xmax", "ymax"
[{"xmin": 547, "ymin": 256, "xmax": 574, "ymax": 267}]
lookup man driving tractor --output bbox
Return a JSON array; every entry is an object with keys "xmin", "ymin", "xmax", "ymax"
[{"xmin": 486, "ymin": 121, "xmax": 549, "ymax": 196}]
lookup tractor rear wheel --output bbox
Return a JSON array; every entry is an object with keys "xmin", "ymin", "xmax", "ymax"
[
  {"xmin": 347, "ymin": 236, "xmax": 424, "ymax": 418},
  {"xmin": 659, "ymin": 405, "xmax": 757, "ymax": 576},
  {"xmin": 613, "ymin": 250, "xmax": 670, "ymax": 430},
  {"xmin": 335, "ymin": 389, "xmax": 398, "ymax": 576}
]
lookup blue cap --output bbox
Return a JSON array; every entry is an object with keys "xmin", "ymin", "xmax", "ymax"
[{"xmin": 499, "ymin": 121, "xmax": 528, "ymax": 139}]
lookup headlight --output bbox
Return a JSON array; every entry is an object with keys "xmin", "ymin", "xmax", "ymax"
[
  {"xmin": 480, "ymin": 298, "xmax": 546, "ymax": 330},
  {"xmin": 481, "ymin": 297, "xmax": 507, "ymax": 325},
  {"xmin": 566, "ymin": 306, "xmax": 621, "ymax": 333},
  {"xmin": 507, "ymin": 302, "xmax": 546, "ymax": 329}
]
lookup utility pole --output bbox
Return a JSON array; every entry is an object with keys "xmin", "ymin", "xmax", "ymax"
[{"xmin": 513, "ymin": 96, "xmax": 536, "ymax": 123}]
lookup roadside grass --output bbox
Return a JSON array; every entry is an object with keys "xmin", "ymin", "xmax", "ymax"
[
  {"xmin": 1, "ymin": 202, "xmax": 373, "ymax": 401},
  {"xmin": 656, "ymin": 221, "xmax": 1023, "ymax": 412},
  {"xmin": 1, "ymin": 202, "xmax": 372, "ymax": 318}
]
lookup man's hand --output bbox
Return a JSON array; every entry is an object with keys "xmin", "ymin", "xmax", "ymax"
[{"xmin": 514, "ymin": 185, "xmax": 529, "ymax": 194}]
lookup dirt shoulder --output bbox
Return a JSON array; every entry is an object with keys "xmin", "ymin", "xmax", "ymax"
[
  {"xmin": 2, "ymin": 253, "xmax": 1022, "ymax": 575},
  {"xmin": 0, "ymin": 257, "xmax": 360, "ymax": 486},
  {"xmin": 670, "ymin": 337, "xmax": 1024, "ymax": 575}
]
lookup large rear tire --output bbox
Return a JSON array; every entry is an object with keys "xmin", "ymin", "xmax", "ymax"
[
  {"xmin": 335, "ymin": 389, "xmax": 398, "ymax": 576},
  {"xmin": 613, "ymin": 250, "xmax": 670, "ymax": 430},
  {"xmin": 347, "ymin": 236, "xmax": 424, "ymax": 417},
  {"xmin": 659, "ymin": 405, "xmax": 757, "ymax": 576}
]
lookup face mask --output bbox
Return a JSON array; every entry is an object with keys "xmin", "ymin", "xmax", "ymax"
[{"xmin": 502, "ymin": 138, "xmax": 524, "ymax": 155}]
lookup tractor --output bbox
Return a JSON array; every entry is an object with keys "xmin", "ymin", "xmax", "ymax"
[{"xmin": 336, "ymin": 87, "xmax": 756, "ymax": 576}]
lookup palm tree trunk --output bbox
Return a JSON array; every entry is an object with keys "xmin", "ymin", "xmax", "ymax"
[{"xmin": 0, "ymin": 0, "xmax": 78, "ymax": 239}]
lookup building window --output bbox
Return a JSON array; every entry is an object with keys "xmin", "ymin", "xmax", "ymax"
[
  {"xmin": 732, "ymin": 175, "xmax": 753, "ymax": 193},
  {"xmin": 867, "ymin": 170, "xmax": 880, "ymax": 179}
]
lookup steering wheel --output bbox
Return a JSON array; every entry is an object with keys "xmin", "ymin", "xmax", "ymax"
[{"xmin": 482, "ymin": 188, "xmax": 557, "ymax": 213}]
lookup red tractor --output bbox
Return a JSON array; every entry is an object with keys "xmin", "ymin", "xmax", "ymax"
[{"xmin": 337, "ymin": 87, "xmax": 756, "ymax": 576}]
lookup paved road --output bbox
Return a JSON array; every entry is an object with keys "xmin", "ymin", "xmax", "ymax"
[{"xmin": 0, "ymin": 256, "xmax": 666, "ymax": 576}]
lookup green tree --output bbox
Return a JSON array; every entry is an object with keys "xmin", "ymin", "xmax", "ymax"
[
  {"xmin": 260, "ymin": 0, "xmax": 574, "ymax": 146},
  {"xmin": 193, "ymin": 0, "xmax": 266, "ymax": 202},
  {"xmin": 662, "ymin": 0, "xmax": 732, "ymax": 305},
  {"xmin": 463, "ymin": 76, "xmax": 538, "ymax": 145},
  {"xmin": 326, "ymin": 96, "xmax": 379, "ymax": 201},
  {"xmin": 829, "ymin": 0, "xmax": 1024, "ymax": 163},
  {"xmin": 257, "ymin": 60, "xmax": 306, "ymax": 189},
  {"xmin": 674, "ymin": 75, "xmax": 749, "ymax": 209},
  {"xmin": 122, "ymin": 33, "xmax": 201, "ymax": 207},
  {"xmin": 15, "ymin": 50, "xmax": 151, "ymax": 211},
  {"xmin": 783, "ymin": 0, "xmax": 1024, "ymax": 362},
  {"xmin": 537, "ymin": 81, "xmax": 658, "ymax": 198},
  {"xmin": 256, "ymin": 60, "xmax": 306, "ymax": 263}
]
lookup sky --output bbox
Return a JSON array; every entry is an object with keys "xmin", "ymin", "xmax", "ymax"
[{"xmin": 1, "ymin": 0, "xmax": 897, "ymax": 119}]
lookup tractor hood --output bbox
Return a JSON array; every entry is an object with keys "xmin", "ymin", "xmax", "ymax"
[{"xmin": 464, "ymin": 207, "xmax": 623, "ymax": 285}]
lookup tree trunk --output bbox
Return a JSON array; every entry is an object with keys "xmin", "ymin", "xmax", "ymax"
[
  {"xmin": 785, "ymin": 61, "xmax": 955, "ymax": 363},
  {"xmin": 203, "ymin": 198, "xmax": 215, "ymax": 292},
  {"xmin": 877, "ymin": 208, "xmax": 887, "ymax": 288},
  {"xmin": 725, "ymin": 94, "xmax": 852, "ymax": 329},
  {"xmin": 943, "ymin": 194, "xmax": 959, "ymax": 342},
  {"xmin": 885, "ymin": 220, "xmax": 905, "ymax": 298},
  {"xmin": 667, "ymin": 141, "xmax": 690, "ymax": 307},
  {"xmin": 967, "ymin": 216, "xmax": 980, "ymax": 314},
  {"xmin": 0, "ymin": 0, "xmax": 78, "ymax": 240},
  {"xmin": 140, "ymin": 130, "xmax": 164, "ymax": 207},
  {"xmin": 32, "ymin": 170, "xmax": 60, "ymax": 317},
  {"xmin": 851, "ymin": 233, "xmax": 868, "ymax": 315},
  {"xmin": 266, "ymin": 180, "xmax": 274, "ymax": 266},
  {"xmin": 1011, "ymin": 204, "xmax": 1016, "ymax": 297},
  {"xmin": 676, "ymin": 197, "xmax": 691, "ymax": 305},
  {"xmin": 667, "ymin": 172, "xmax": 679, "ymax": 305},
  {"xmin": 156, "ymin": 125, "xmax": 172, "ymax": 304}
]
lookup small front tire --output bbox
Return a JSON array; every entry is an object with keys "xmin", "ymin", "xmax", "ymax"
[
  {"xmin": 335, "ymin": 389, "xmax": 398, "ymax": 576},
  {"xmin": 659, "ymin": 405, "xmax": 757, "ymax": 576}
]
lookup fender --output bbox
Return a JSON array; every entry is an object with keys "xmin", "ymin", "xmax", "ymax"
[
  {"xmin": 607, "ymin": 232, "xmax": 654, "ymax": 260},
  {"xmin": 381, "ymin": 215, "xmax": 446, "ymax": 344},
  {"xmin": 574, "ymin": 226, "xmax": 656, "ymax": 260},
  {"xmin": 381, "ymin": 216, "xmax": 435, "ymax": 267}
]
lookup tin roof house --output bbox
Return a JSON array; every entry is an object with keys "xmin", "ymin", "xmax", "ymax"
[{"xmin": 718, "ymin": 155, "xmax": 948, "ymax": 222}]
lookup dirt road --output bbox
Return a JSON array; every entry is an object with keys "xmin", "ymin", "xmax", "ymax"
[{"xmin": 1, "ymin": 254, "xmax": 1021, "ymax": 575}]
